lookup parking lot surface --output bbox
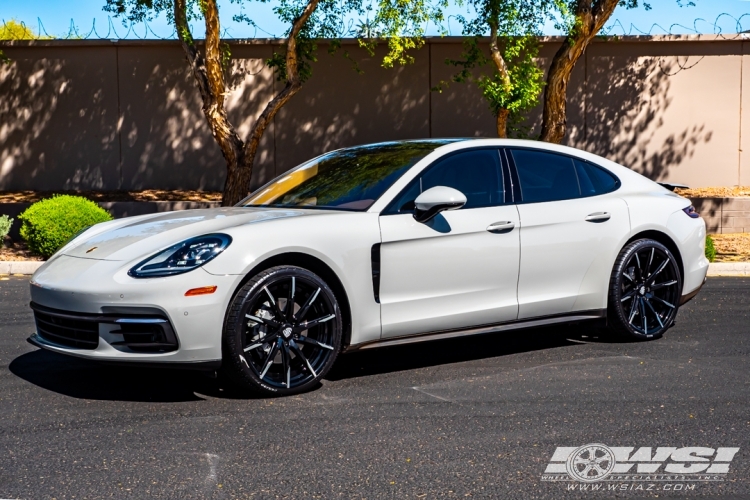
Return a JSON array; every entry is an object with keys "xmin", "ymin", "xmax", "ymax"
[{"xmin": 1, "ymin": 276, "xmax": 749, "ymax": 499}]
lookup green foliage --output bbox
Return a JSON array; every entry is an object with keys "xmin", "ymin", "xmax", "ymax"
[
  {"xmin": 449, "ymin": 35, "xmax": 545, "ymax": 129},
  {"xmin": 18, "ymin": 196, "xmax": 112, "ymax": 258},
  {"xmin": 0, "ymin": 215, "xmax": 12, "ymax": 243},
  {"xmin": 705, "ymin": 235, "xmax": 717, "ymax": 263},
  {"xmin": 360, "ymin": 0, "xmax": 448, "ymax": 68},
  {"xmin": 440, "ymin": 0, "xmax": 554, "ymax": 134}
]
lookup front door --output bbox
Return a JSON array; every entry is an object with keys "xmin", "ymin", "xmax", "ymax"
[{"xmin": 378, "ymin": 148, "xmax": 521, "ymax": 338}]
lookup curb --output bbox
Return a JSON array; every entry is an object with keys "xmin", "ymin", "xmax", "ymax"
[
  {"xmin": 0, "ymin": 261, "xmax": 44, "ymax": 275},
  {"xmin": 1, "ymin": 261, "xmax": 749, "ymax": 277},
  {"xmin": 706, "ymin": 262, "xmax": 750, "ymax": 277}
]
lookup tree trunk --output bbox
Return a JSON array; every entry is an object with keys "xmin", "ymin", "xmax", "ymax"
[
  {"xmin": 174, "ymin": 0, "xmax": 246, "ymax": 206},
  {"xmin": 174, "ymin": 0, "xmax": 321, "ymax": 207},
  {"xmin": 222, "ymin": 0, "xmax": 322, "ymax": 206},
  {"xmin": 540, "ymin": 0, "xmax": 620, "ymax": 144},
  {"xmin": 496, "ymin": 108, "xmax": 509, "ymax": 138}
]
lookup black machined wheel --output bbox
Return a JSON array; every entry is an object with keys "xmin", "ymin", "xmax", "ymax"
[
  {"xmin": 607, "ymin": 239, "xmax": 682, "ymax": 340},
  {"xmin": 223, "ymin": 266, "xmax": 342, "ymax": 396}
]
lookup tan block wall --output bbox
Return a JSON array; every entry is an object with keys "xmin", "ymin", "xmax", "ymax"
[{"xmin": 0, "ymin": 36, "xmax": 747, "ymax": 192}]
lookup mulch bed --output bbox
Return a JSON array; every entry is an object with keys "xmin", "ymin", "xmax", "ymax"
[
  {"xmin": 0, "ymin": 240, "xmax": 43, "ymax": 262},
  {"xmin": 712, "ymin": 233, "xmax": 750, "ymax": 263},
  {"xmin": 675, "ymin": 187, "xmax": 750, "ymax": 198},
  {"xmin": 0, "ymin": 190, "xmax": 223, "ymax": 203}
]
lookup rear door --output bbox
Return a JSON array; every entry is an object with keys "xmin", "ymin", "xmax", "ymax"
[
  {"xmin": 378, "ymin": 148, "xmax": 521, "ymax": 338},
  {"xmin": 506, "ymin": 148, "xmax": 631, "ymax": 319}
]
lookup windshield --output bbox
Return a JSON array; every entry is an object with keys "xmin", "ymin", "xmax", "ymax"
[{"xmin": 240, "ymin": 141, "xmax": 455, "ymax": 211}]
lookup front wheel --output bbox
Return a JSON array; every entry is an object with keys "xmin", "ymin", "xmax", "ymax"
[
  {"xmin": 607, "ymin": 239, "xmax": 682, "ymax": 340},
  {"xmin": 222, "ymin": 266, "xmax": 342, "ymax": 396}
]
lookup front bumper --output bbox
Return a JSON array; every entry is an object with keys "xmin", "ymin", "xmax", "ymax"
[{"xmin": 28, "ymin": 255, "xmax": 241, "ymax": 364}]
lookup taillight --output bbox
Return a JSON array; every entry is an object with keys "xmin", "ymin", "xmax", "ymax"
[{"xmin": 682, "ymin": 205, "xmax": 700, "ymax": 219}]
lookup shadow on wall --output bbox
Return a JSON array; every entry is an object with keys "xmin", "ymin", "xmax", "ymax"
[
  {"xmin": 273, "ymin": 44, "xmax": 432, "ymax": 173},
  {"xmin": 0, "ymin": 47, "xmax": 120, "ymax": 190},
  {"xmin": 584, "ymin": 50, "xmax": 712, "ymax": 183},
  {"xmin": 118, "ymin": 44, "xmax": 277, "ymax": 192}
]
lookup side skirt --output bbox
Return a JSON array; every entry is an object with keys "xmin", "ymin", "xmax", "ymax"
[{"xmin": 345, "ymin": 310, "xmax": 607, "ymax": 352}]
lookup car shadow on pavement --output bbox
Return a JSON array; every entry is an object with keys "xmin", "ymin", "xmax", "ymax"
[
  {"xmin": 8, "ymin": 349, "xmax": 240, "ymax": 402},
  {"xmin": 326, "ymin": 323, "xmax": 629, "ymax": 381},
  {"xmin": 10, "ymin": 323, "xmax": 630, "ymax": 402}
]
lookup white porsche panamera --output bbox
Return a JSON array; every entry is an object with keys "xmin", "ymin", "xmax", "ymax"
[{"xmin": 28, "ymin": 139, "xmax": 708, "ymax": 395}]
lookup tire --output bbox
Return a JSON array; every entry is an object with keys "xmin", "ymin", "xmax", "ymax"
[
  {"xmin": 222, "ymin": 265, "xmax": 342, "ymax": 396},
  {"xmin": 606, "ymin": 239, "xmax": 682, "ymax": 340}
]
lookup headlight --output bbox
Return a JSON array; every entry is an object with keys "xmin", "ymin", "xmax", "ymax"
[{"xmin": 128, "ymin": 234, "xmax": 232, "ymax": 278}]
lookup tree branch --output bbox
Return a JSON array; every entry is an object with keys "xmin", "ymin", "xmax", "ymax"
[
  {"xmin": 241, "ymin": 0, "xmax": 321, "ymax": 165},
  {"xmin": 540, "ymin": 0, "xmax": 619, "ymax": 143},
  {"xmin": 176, "ymin": 0, "xmax": 245, "ymax": 206}
]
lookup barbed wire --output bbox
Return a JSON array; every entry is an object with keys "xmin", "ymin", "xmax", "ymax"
[{"xmin": 1, "ymin": 12, "xmax": 749, "ymax": 41}]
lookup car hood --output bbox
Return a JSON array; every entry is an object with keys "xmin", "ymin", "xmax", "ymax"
[{"xmin": 62, "ymin": 207, "xmax": 322, "ymax": 262}]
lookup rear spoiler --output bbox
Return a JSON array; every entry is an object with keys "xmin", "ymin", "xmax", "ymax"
[{"xmin": 657, "ymin": 182, "xmax": 689, "ymax": 192}]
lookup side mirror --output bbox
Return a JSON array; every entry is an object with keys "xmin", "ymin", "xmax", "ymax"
[{"xmin": 413, "ymin": 186, "xmax": 467, "ymax": 223}]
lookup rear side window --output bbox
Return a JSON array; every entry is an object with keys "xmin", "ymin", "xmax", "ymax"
[
  {"xmin": 575, "ymin": 160, "xmax": 620, "ymax": 196},
  {"xmin": 386, "ymin": 149, "xmax": 504, "ymax": 213},
  {"xmin": 510, "ymin": 149, "xmax": 580, "ymax": 203}
]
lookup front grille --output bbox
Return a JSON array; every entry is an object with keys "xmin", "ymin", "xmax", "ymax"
[
  {"xmin": 30, "ymin": 303, "xmax": 179, "ymax": 353},
  {"xmin": 33, "ymin": 309, "xmax": 99, "ymax": 349}
]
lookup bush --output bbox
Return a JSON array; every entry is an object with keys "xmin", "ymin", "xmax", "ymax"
[
  {"xmin": 18, "ymin": 195, "xmax": 112, "ymax": 258},
  {"xmin": 705, "ymin": 235, "xmax": 717, "ymax": 263},
  {"xmin": 0, "ymin": 215, "xmax": 12, "ymax": 244}
]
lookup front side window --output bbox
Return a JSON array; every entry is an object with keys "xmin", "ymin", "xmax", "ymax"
[
  {"xmin": 510, "ymin": 149, "xmax": 580, "ymax": 203},
  {"xmin": 240, "ymin": 141, "xmax": 455, "ymax": 211},
  {"xmin": 386, "ymin": 148, "xmax": 504, "ymax": 214}
]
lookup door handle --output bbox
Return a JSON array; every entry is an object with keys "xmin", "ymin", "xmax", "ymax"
[
  {"xmin": 486, "ymin": 221, "xmax": 515, "ymax": 233},
  {"xmin": 585, "ymin": 212, "xmax": 611, "ymax": 223}
]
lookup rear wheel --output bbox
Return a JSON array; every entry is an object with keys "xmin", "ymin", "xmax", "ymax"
[
  {"xmin": 607, "ymin": 239, "xmax": 682, "ymax": 340},
  {"xmin": 222, "ymin": 266, "xmax": 342, "ymax": 396}
]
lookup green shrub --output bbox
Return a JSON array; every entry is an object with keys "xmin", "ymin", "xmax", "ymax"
[
  {"xmin": 0, "ymin": 215, "xmax": 12, "ymax": 244},
  {"xmin": 705, "ymin": 235, "xmax": 717, "ymax": 263},
  {"xmin": 18, "ymin": 195, "xmax": 112, "ymax": 258}
]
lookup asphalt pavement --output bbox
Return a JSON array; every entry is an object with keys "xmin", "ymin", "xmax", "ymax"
[{"xmin": 1, "ymin": 276, "xmax": 749, "ymax": 499}]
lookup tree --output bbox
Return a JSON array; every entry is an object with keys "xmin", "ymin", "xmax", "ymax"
[
  {"xmin": 540, "ymin": 0, "xmax": 695, "ymax": 144},
  {"xmin": 0, "ymin": 19, "xmax": 52, "ymax": 40},
  {"xmin": 105, "ymin": 0, "xmax": 437, "ymax": 206},
  {"xmin": 443, "ymin": 0, "xmax": 553, "ymax": 138}
]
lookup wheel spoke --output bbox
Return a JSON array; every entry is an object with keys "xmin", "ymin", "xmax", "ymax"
[
  {"xmin": 653, "ymin": 296, "xmax": 676, "ymax": 309},
  {"xmin": 628, "ymin": 295, "xmax": 639, "ymax": 324},
  {"xmin": 294, "ymin": 314, "xmax": 336, "ymax": 332},
  {"xmin": 259, "ymin": 338, "xmax": 281, "ymax": 380},
  {"xmin": 263, "ymin": 286, "xmax": 285, "ymax": 318},
  {"xmin": 286, "ymin": 277, "xmax": 296, "ymax": 321},
  {"xmin": 244, "ymin": 342, "xmax": 264, "ymax": 352},
  {"xmin": 245, "ymin": 313, "xmax": 280, "ymax": 329},
  {"xmin": 290, "ymin": 340, "xmax": 317, "ymax": 378},
  {"xmin": 644, "ymin": 298, "xmax": 664, "ymax": 328},
  {"xmin": 635, "ymin": 252, "xmax": 643, "ymax": 280},
  {"xmin": 623, "ymin": 270, "xmax": 634, "ymax": 282},
  {"xmin": 647, "ymin": 258, "xmax": 670, "ymax": 284},
  {"xmin": 641, "ymin": 298, "xmax": 648, "ymax": 334},
  {"xmin": 647, "ymin": 248, "xmax": 654, "ymax": 276},
  {"xmin": 297, "ymin": 335, "xmax": 334, "ymax": 351},
  {"xmin": 621, "ymin": 289, "xmax": 637, "ymax": 302},
  {"xmin": 294, "ymin": 287, "xmax": 321, "ymax": 322},
  {"xmin": 651, "ymin": 280, "xmax": 677, "ymax": 290},
  {"xmin": 281, "ymin": 340, "xmax": 291, "ymax": 387}
]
